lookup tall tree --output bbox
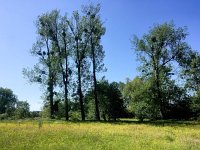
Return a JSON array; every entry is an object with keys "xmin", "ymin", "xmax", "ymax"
[
  {"xmin": 23, "ymin": 11, "xmax": 60, "ymax": 118},
  {"xmin": 82, "ymin": 4, "xmax": 106, "ymax": 120},
  {"xmin": 132, "ymin": 22, "xmax": 190, "ymax": 119},
  {"xmin": 58, "ymin": 16, "xmax": 72, "ymax": 121},
  {"xmin": 39, "ymin": 10, "xmax": 72, "ymax": 121},
  {"xmin": 67, "ymin": 11, "xmax": 90, "ymax": 120}
]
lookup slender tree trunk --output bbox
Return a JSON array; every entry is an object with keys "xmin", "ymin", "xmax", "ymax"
[
  {"xmin": 78, "ymin": 63, "xmax": 85, "ymax": 120},
  {"xmin": 63, "ymin": 38, "xmax": 69, "ymax": 121},
  {"xmin": 49, "ymin": 76, "xmax": 54, "ymax": 119},
  {"xmin": 91, "ymin": 34, "xmax": 100, "ymax": 121},
  {"xmin": 152, "ymin": 47, "xmax": 166, "ymax": 119},
  {"xmin": 102, "ymin": 112, "xmax": 106, "ymax": 121},
  {"xmin": 59, "ymin": 63, "xmax": 69, "ymax": 121},
  {"xmin": 54, "ymin": 34, "xmax": 69, "ymax": 120},
  {"xmin": 76, "ymin": 41, "xmax": 85, "ymax": 121},
  {"xmin": 64, "ymin": 56, "xmax": 69, "ymax": 121},
  {"xmin": 64, "ymin": 81, "xmax": 69, "ymax": 120},
  {"xmin": 155, "ymin": 68, "xmax": 166, "ymax": 119},
  {"xmin": 46, "ymin": 39, "xmax": 54, "ymax": 119}
]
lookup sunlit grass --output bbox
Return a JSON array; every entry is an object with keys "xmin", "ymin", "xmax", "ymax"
[{"xmin": 0, "ymin": 120, "xmax": 200, "ymax": 150}]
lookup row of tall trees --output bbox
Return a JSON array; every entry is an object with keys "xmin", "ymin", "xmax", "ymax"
[{"xmin": 23, "ymin": 4, "xmax": 106, "ymax": 120}]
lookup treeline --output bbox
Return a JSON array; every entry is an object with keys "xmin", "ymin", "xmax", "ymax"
[
  {"xmin": 0, "ymin": 87, "xmax": 31, "ymax": 119},
  {"xmin": 20, "ymin": 4, "xmax": 200, "ymax": 121}
]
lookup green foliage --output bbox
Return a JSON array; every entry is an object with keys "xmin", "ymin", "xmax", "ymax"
[
  {"xmin": 107, "ymin": 82, "xmax": 126, "ymax": 120},
  {"xmin": 0, "ymin": 87, "xmax": 18, "ymax": 117},
  {"xmin": 0, "ymin": 113, "xmax": 8, "ymax": 120},
  {"xmin": 22, "ymin": 3, "xmax": 109, "ymax": 121},
  {"xmin": 40, "ymin": 106, "xmax": 50, "ymax": 118},
  {"xmin": 0, "ymin": 87, "xmax": 31, "ymax": 119},
  {"xmin": 132, "ymin": 101, "xmax": 159, "ymax": 121},
  {"xmin": 55, "ymin": 101, "xmax": 65, "ymax": 119},
  {"xmin": 84, "ymin": 90, "xmax": 96, "ymax": 120},
  {"xmin": 132, "ymin": 22, "xmax": 191, "ymax": 119},
  {"xmin": 82, "ymin": 3, "xmax": 106, "ymax": 121},
  {"xmin": 181, "ymin": 51, "xmax": 200, "ymax": 91},
  {"xmin": 20, "ymin": 6, "xmax": 200, "ymax": 121},
  {"xmin": 85, "ymin": 80, "xmax": 126, "ymax": 121},
  {"xmin": 191, "ymin": 92, "xmax": 200, "ymax": 118},
  {"xmin": 30, "ymin": 111, "xmax": 40, "ymax": 118},
  {"xmin": 122, "ymin": 77, "xmax": 160, "ymax": 120},
  {"xmin": 14, "ymin": 101, "xmax": 30, "ymax": 119},
  {"xmin": 23, "ymin": 10, "xmax": 62, "ymax": 118},
  {"xmin": 69, "ymin": 111, "xmax": 81, "ymax": 121}
]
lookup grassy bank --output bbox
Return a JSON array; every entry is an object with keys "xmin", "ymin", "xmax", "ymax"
[{"xmin": 0, "ymin": 120, "xmax": 200, "ymax": 150}]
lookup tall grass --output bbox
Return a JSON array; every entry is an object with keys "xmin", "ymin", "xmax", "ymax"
[{"xmin": 0, "ymin": 120, "xmax": 200, "ymax": 150}]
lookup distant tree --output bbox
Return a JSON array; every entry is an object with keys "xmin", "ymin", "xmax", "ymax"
[
  {"xmin": 132, "ymin": 22, "xmax": 191, "ymax": 119},
  {"xmin": 107, "ymin": 82, "xmax": 125, "ymax": 121},
  {"xmin": 30, "ymin": 111, "xmax": 40, "ymax": 118},
  {"xmin": 40, "ymin": 105, "xmax": 50, "ymax": 118},
  {"xmin": 122, "ymin": 75, "xmax": 193, "ymax": 120},
  {"xmin": 85, "ymin": 80, "xmax": 107, "ymax": 120},
  {"xmin": 122, "ymin": 77, "xmax": 160, "ymax": 121},
  {"xmin": 0, "ymin": 87, "xmax": 17, "ymax": 117},
  {"xmin": 15, "ymin": 101, "xmax": 30, "ymax": 119},
  {"xmin": 85, "ymin": 80, "xmax": 126, "ymax": 121},
  {"xmin": 159, "ymin": 78, "xmax": 192, "ymax": 119},
  {"xmin": 82, "ymin": 3, "xmax": 106, "ymax": 120}
]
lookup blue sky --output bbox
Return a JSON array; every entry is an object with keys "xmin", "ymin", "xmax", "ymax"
[{"xmin": 0, "ymin": 0, "xmax": 200, "ymax": 111}]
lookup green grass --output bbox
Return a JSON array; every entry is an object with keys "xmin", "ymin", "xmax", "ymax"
[{"xmin": 0, "ymin": 120, "xmax": 200, "ymax": 150}]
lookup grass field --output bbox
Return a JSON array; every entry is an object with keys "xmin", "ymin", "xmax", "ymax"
[{"xmin": 0, "ymin": 120, "xmax": 200, "ymax": 150}]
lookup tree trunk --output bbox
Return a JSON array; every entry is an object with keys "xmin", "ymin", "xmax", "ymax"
[
  {"xmin": 91, "ymin": 34, "xmax": 100, "ymax": 121},
  {"xmin": 78, "ymin": 64, "xmax": 85, "ymax": 121},
  {"xmin": 49, "ymin": 77, "xmax": 54, "ymax": 119},
  {"xmin": 64, "ymin": 81, "xmax": 69, "ymax": 121},
  {"xmin": 76, "ymin": 41, "xmax": 85, "ymax": 121},
  {"xmin": 54, "ymin": 34, "xmax": 69, "ymax": 121},
  {"xmin": 155, "ymin": 69, "xmax": 166, "ymax": 119},
  {"xmin": 102, "ymin": 112, "xmax": 106, "ymax": 121},
  {"xmin": 64, "ymin": 45, "xmax": 69, "ymax": 121},
  {"xmin": 46, "ymin": 38, "xmax": 54, "ymax": 119}
]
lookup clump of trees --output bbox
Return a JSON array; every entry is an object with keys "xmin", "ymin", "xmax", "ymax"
[
  {"xmin": 85, "ymin": 80, "xmax": 126, "ymax": 121},
  {"xmin": 23, "ymin": 4, "xmax": 114, "ymax": 121},
  {"xmin": 122, "ymin": 22, "xmax": 200, "ymax": 120},
  {"xmin": 22, "ymin": 4, "xmax": 200, "ymax": 121},
  {"xmin": 0, "ymin": 87, "xmax": 30, "ymax": 119}
]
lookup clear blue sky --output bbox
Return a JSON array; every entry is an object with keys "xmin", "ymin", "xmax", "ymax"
[{"xmin": 0, "ymin": 0, "xmax": 200, "ymax": 111}]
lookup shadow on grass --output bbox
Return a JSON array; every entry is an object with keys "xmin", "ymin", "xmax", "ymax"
[
  {"xmin": 64, "ymin": 119, "xmax": 200, "ymax": 127},
  {"xmin": 1, "ymin": 118, "xmax": 199, "ymax": 127}
]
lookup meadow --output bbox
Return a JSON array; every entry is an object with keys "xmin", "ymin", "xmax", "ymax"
[{"xmin": 0, "ymin": 120, "xmax": 200, "ymax": 150}]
